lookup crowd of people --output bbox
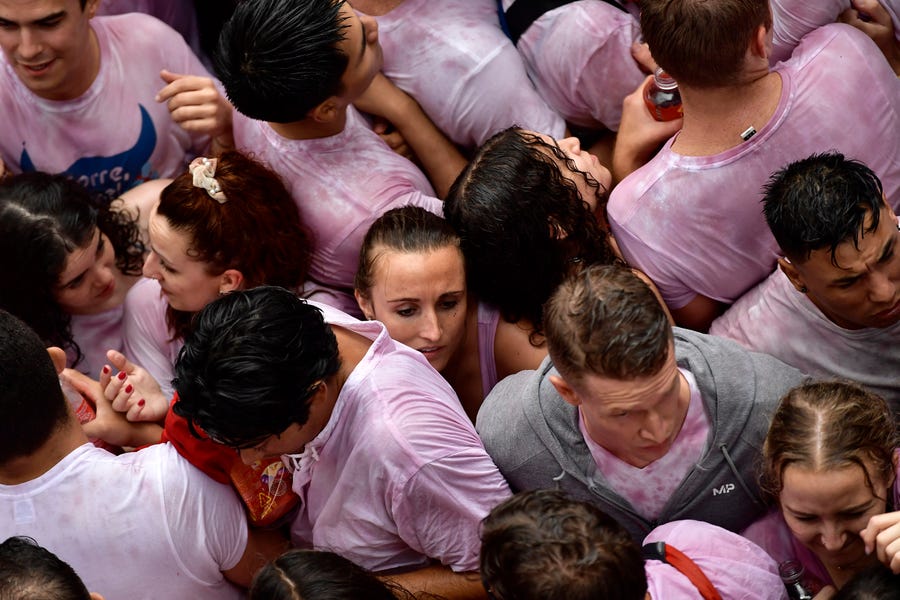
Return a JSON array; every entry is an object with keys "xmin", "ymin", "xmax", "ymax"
[{"xmin": 0, "ymin": 0, "xmax": 899, "ymax": 598}]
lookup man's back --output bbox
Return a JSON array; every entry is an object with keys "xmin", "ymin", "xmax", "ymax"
[
  {"xmin": 0, "ymin": 442, "xmax": 246, "ymax": 599},
  {"xmin": 608, "ymin": 24, "xmax": 900, "ymax": 313},
  {"xmin": 0, "ymin": 14, "xmax": 209, "ymax": 199}
]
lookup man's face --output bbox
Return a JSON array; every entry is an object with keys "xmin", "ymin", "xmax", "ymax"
[
  {"xmin": 0, "ymin": 0, "xmax": 99, "ymax": 101},
  {"xmin": 553, "ymin": 343, "xmax": 691, "ymax": 469},
  {"xmin": 335, "ymin": 1, "xmax": 382, "ymax": 104},
  {"xmin": 782, "ymin": 206, "xmax": 900, "ymax": 330}
]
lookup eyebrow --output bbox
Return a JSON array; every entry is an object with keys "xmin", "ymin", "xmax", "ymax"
[
  {"xmin": 829, "ymin": 236, "xmax": 895, "ymax": 287},
  {"xmin": 386, "ymin": 290, "xmax": 465, "ymax": 303},
  {"xmin": 0, "ymin": 10, "xmax": 67, "ymax": 27},
  {"xmin": 149, "ymin": 244, "xmax": 175, "ymax": 267},
  {"xmin": 59, "ymin": 232, "xmax": 101, "ymax": 289}
]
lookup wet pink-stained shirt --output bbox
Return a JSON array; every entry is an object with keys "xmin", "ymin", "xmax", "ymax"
[
  {"xmin": 363, "ymin": 0, "xmax": 564, "ymax": 148},
  {"xmin": 608, "ymin": 25, "xmax": 900, "ymax": 309},
  {"xmin": 122, "ymin": 278, "xmax": 183, "ymax": 398},
  {"xmin": 232, "ymin": 107, "xmax": 442, "ymax": 310},
  {"xmin": 710, "ymin": 267, "xmax": 900, "ymax": 411},
  {"xmin": 95, "ymin": 0, "xmax": 201, "ymax": 58},
  {"xmin": 284, "ymin": 302, "xmax": 511, "ymax": 573},
  {"xmin": 501, "ymin": 0, "xmax": 645, "ymax": 131},
  {"xmin": 0, "ymin": 15, "xmax": 209, "ymax": 200},
  {"xmin": 580, "ymin": 370, "xmax": 710, "ymax": 520},
  {"xmin": 645, "ymin": 520, "xmax": 788, "ymax": 600},
  {"xmin": 0, "ymin": 443, "xmax": 247, "ymax": 600}
]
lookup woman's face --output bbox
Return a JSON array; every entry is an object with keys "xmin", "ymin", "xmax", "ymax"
[
  {"xmin": 55, "ymin": 227, "xmax": 123, "ymax": 315},
  {"xmin": 142, "ymin": 207, "xmax": 229, "ymax": 312},
  {"xmin": 531, "ymin": 132, "xmax": 612, "ymax": 211},
  {"xmin": 780, "ymin": 462, "xmax": 891, "ymax": 574},
  {"xmin": 357, "ymin": 245, "xmax": 468, "ymax": 372}
]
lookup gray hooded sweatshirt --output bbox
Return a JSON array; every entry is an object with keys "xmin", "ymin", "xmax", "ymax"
[{"xmin": 476, "ymin": 328, "xmax": 808, "ymax": 542}]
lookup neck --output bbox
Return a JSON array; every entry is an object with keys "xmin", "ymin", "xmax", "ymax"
[
  {"xmin": 268, "ymin": 108, "xmax": 348, "ymax": 141},
  {"xmin": 0, "ymin": 418, "xmax": 88, "ymax": 485},
  {"xmin": 673, "ymin": 69, "xmax": 781, "ymax": 156},
  {"xmin": 330, "ymin": 324, "xmax": 373, "ymax": 392},
  {"xmin": 347, "ymin": 0, "xmax": 405, "ymax": 15}
]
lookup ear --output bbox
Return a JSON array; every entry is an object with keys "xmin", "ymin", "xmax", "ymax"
[
  {"xmin": 308, "ymin": 97, "xmax": 341, "ymax": 124},
  {"xmin": 354, "ymin": 290, "xmax": 376, "ymax": 321},
  {"xmin": 549, "ymin": 374, "xmax": 581, "ymax": 407},
  {"xmin": 777, "ymin": 257, "xmax": 807, "ymax": 294},
  {"xmin": 85, "ymin": 0, "xmax": 101, "ymax": 18},
  {"xmin": 749, "ymin": 23, "xmax": 770, "ymax": 60},
  {"xmin": 219, "ymin": 269, "xmax": 245, "ymax": 295},
  {"xmin": 89, "ymin": 593, "xmax": 105, "ymax": 600}
]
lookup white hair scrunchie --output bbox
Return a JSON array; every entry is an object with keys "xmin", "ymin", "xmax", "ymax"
[{"xmin": 189, "ymin": 157, "xmax": 227, "ymax": 203}]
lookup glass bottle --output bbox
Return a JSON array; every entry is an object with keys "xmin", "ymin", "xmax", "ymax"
[
  {"xmin": 643, "ymin": 67, "xmax": 683, "ymax": 122},
  {"xmin": 779, "ymin": 560, "xmax": 814, "ymax": 600}
]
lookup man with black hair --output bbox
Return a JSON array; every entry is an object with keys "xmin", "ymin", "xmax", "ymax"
[
  {"xmin": 478, "ymin": 264, "xmax": 807, "ymax": 542},
  {"xmin": 0, "ymin": 536, "xmax": 101, "ymax": 600},
  {"xmin": 0, "ymin": 310, "xmax": 283, "ymax": 599},
  {"xmin": 214, "ymin": 0, "xmax": 466, "ymax": 314},
  {"xmin": 712, "ymin": 152, "xmax": 900, "ymax": 411},
  {"xmin": 173, "ymin": 287, "xmax": 511, "ymax": 599},
  {"xmin": 0, "ymin": 0, "xmax": 231, "ymax": 199}
]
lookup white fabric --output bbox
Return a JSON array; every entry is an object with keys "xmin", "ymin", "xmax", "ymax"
[
  {"xmin": 366, "ymin": 0, "xmax": 564, "ymax": 148},
  {"xmin": 0, "ymin": 442, "xmax": 247, "ymax": 600},
  {"xmin": 122, "ymin": 278, "xmax": 182, "ymax": 398},
  {"xmin": 609, "ymin": 25, "xmax": 900, "ymax": 309},
  {"xmin": 0, "ymin": 14, "xmax": 210, "ymax": 200},
  {"xmin": 710, "ymin": 267, "xmax": 900, "ymax": 411},
  {"xmin": 284, "ymin": 302, "xmax": 512, "ymax": 573}
]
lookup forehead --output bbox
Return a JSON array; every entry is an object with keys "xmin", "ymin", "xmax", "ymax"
[
  {"xmin": 57, "ymin": 227, "xmax": 98, "ymax": 281},
  {"xmin": 0, "ymin": 0, "xmax": 83, "ymax": 21},
  {"xmin": 372, "ymin": 246, "xmax": 465, "ymax": 289},
  {"xmin": 801, "ymin": 207, "xmax": 897, "ymax": 275},
  {"xmin": 148, "ymin": 208, "xmax": 191, "ymax": 253},
  {"xmin": 576, "ymin": 343, "xmax": 677, "ymax": 407},
  {"xmin": 781, "ymin": 463, "xmax": 881, "ymax": 510}
]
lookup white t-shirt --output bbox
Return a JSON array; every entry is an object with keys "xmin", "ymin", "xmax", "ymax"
[{"xmin": 0, "ymin": 442, "xmax": 247, "ymax": 599}]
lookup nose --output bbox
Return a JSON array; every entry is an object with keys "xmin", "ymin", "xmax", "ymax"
[
  {"xmin": 17, "ymin": 28, "xmax": 43, "ymax": 61},
  {"xmin": 420, "ymin": 310, "xmax": 442, "ymax": 343},
  {"xmin": 93, "ymin": 264, "xmax": 115, "ymax": 291},
  {"xmin": 142, "ymin": 251, "xmax": 160, "ymax": 280},
  {"xmin": 820, "ymin": 522, "xmax": 847, "ymax": 552},
  {"xmin": 868, "ymin": 270, "xmax": 896, "ymax": 305},
  {"xmin": 558, "ymin": 137, "xmax": 582, "ymax": 155},
  {"xmin": 640, "ymin": 411, "xmax": 668, "ymax": 445}
]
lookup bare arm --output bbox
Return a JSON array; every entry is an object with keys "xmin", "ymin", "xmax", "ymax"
[
  {"xmin": 222, "ymin": 526, "xmax": 290, "ymax": 588},
  {"xmin": 380, "ymin": 564, "xmax": 488, "ymax": 600},
  {"xmin": 670, "ymin": 293, "xmax": 727, "ymax": 333},
  {"xmin": 840, "ymin": 0, "xmax": 900, "ymax": 76},
  {"xmin": 354, "ymin": 73, "xmax": 466, "ymax": 198},
  {"xmin": 494, "ymin": 318, "xmax": 547, "ymax": 380}
]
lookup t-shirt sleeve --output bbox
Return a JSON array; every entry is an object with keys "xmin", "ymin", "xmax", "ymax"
[
  {"xmin": 122, "ymin": 280, "xmax": 178, "ymax": 397},
  {"xmin": 393, "ymin": 448, "xmax": 511, "ymax": 572}
]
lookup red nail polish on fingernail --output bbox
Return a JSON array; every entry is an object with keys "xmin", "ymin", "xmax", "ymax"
[
  {"xmin": 102, "ymin": 366, "xmax": 110, "ymax": 375},
  {"xmin": 117, "ymin": 371, "xmax": 126, "ymax": 380},
  {"xmin": 125, "ymin": 384, "xmax": 133, "ymax": 394},
  {"xmin": 138, "ymin": 399, "xmax": 146, "ymax": 407}
]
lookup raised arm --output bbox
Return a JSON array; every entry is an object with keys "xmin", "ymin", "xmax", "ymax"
[{"xmin": 381, "ymin": 564, "xmax": 487, "ymax": 600}]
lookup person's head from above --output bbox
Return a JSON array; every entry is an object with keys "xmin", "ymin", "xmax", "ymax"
[
  {"xmin": 0, "ymin": 0, "xmax": 101, "ymax": 101},
  {"xmin": 0, "ymin": 309, "xmax": 71, "ymax": 465},
  {"xmin": 173, "ymin": 286, "xmax": 341, "ymax": 465},
  {"xmin": 143, "ymin": 150, "xmax": 312, "ymax": 339},
  {"xmin": 764, "ymin": 152, "xmax": 900, "ymax": 331},
  {"xmin": 249, "ymin": 549, "xmax": 413, "ymax": 600},
  {"xmin": 544, "ymin": 264, "xmax": 683, "ymax": 469},
  {"xmin": 480, "ymin": 489, "xmax": 647, "ymax": 600},
  {"xmin": 639, "ymin": 0, "xmax": 773, "ymax": 88},
  {"xmin": 833, "ymin": 564, "xmax": 900, "ymax": 600},
  {"xmin": 0, "ymin": 536, "xmax": 103, "ymax": 600},
  {"xmin": 0, "ymin": 171, "xmax": 142, "ymax": 365},
  {"xmin": 762, "ymin": 381, "xmax": 899, "ymax": 577},
  {"xmin": 354, "ymin": 206, "xmax": 467, "ymax": 372},
  {"xmin": 445, "ymin": 126, "xmax": 617, "ymax": 338},
  {"xmin": 213, "ymin": 0, "xmax": 381, "ymax": 124}
]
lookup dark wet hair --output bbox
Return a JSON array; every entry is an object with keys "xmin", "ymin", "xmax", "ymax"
[
  {"xmin": 763, "ymin": 152, "xmax": 887, "ymax": 265},
  {"xmin": 445, "ymin": 127, "xmax": 617, "ymax": 340},
  {"xmin": 214, "ymin": 0, "xmax": 350, "ymax": 122},
  {"xmin": 0, "ymin": 172, "xmax": 142, "ymax": 366},
  {"xmin": 480, "ymin": 489, "xmax": 647, "ymax": 600},
  {"xmin": 173, "ymin": 287, "xmax": 340, "ymax": 448},
  {"xmin": 0, "ymin": 536, "xmax": 92, "ymax": 600}
]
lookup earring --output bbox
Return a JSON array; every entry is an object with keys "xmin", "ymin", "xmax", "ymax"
[{"xmin": 800, "ymin": 286, "xmax": 808, "ymax": 293}]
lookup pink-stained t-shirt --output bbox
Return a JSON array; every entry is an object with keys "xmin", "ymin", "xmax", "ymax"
[
  {"xmin": 95, "ymin": 0, "xmax": 202, "ymax": 59},
  {"xmin": 645, "ymin": 520, "xmax": 788, "ymax": 600},
  {"xmin": 477, "ymin": 301, "xmax": 501, "ymax": 398},
  {"xmin": 0, "ymin": 442, "xmax": 247, "ymax": 600},
  {"xmin": 0, "ymin": 14, "xmax": 210, "ymax": 200},
  {"xmin": 122, "ymin": 278, "xmax": 183, "ymax": 398},
  {"xmin": 362, "ymin": 0, "xmax": 564, "ymax": 148},
  {"xmin": 502, "ymin": 0, "xmax": 645, "ymax": 131},
  {"xmin": 770, "ymin": 0, "xmax": 900, "ymax": 64},
  {"xmin": 710, "ymin": 267, "xmax": 900, "ymax": 411},
  {"xmin": 608, "ymin": 24, "xmax": 900, "ymax": 310},
  {"xmin": 580, "ymin": 369, "xmax": 710, "ymax": 521},
  {"xmin": 283, "ymin": 301, "xmax": 512, "ymax": 573},
  {"xmin": 232, "ymin": 107, "xmax": 443, "ymax": 310}
]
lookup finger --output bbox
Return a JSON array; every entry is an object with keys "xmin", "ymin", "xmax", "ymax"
[
  {"xmin": 106, "ymin": 370, "xmax": 128, "ymax": 408},
  {"xmin": 168, "ymin": 103, "xmax": 219, "ymax": 125},
  {"xmin": 110, "ymin": 381, "xmax": 135, "ymax": 414},
  {"xmin": 156, "ymin": 74, "xmax": 210, "ymax": 103},
  {"xmin": 61, "ymin": 368, "xmax": 104, "ymax": 406},
  {"xmin": 164, "ymin": 87, "xmax": 219, "ymax": 113},
  {"xmin": 630, "ymin": 42, "xmax": 658, "ymax": 73},
  {"xmin": 47, "ymin": 346, "xmax": 67, "ymax": 374},
  {"xmin": 852, "ymin": 0, "xmax": 890, "ymax": 23},
  {"xmin": 99, "ymin": 364, "xmax": 113, "ymax": 389},
  {"xmin": 106, "ymin": 350, "xmax": 138, "ymax": 375},
  {"xmin": 125, "ymin": 397, "xmax": 147, "ymax": 422},
  {"xmin": 159, "ymin": 68, "xmax": 187, "ymax": 85}
]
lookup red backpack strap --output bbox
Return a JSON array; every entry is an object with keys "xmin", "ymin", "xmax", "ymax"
[{"xmin": 642, "ymin": 542, "xmax": 723, "ymax": 600}]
